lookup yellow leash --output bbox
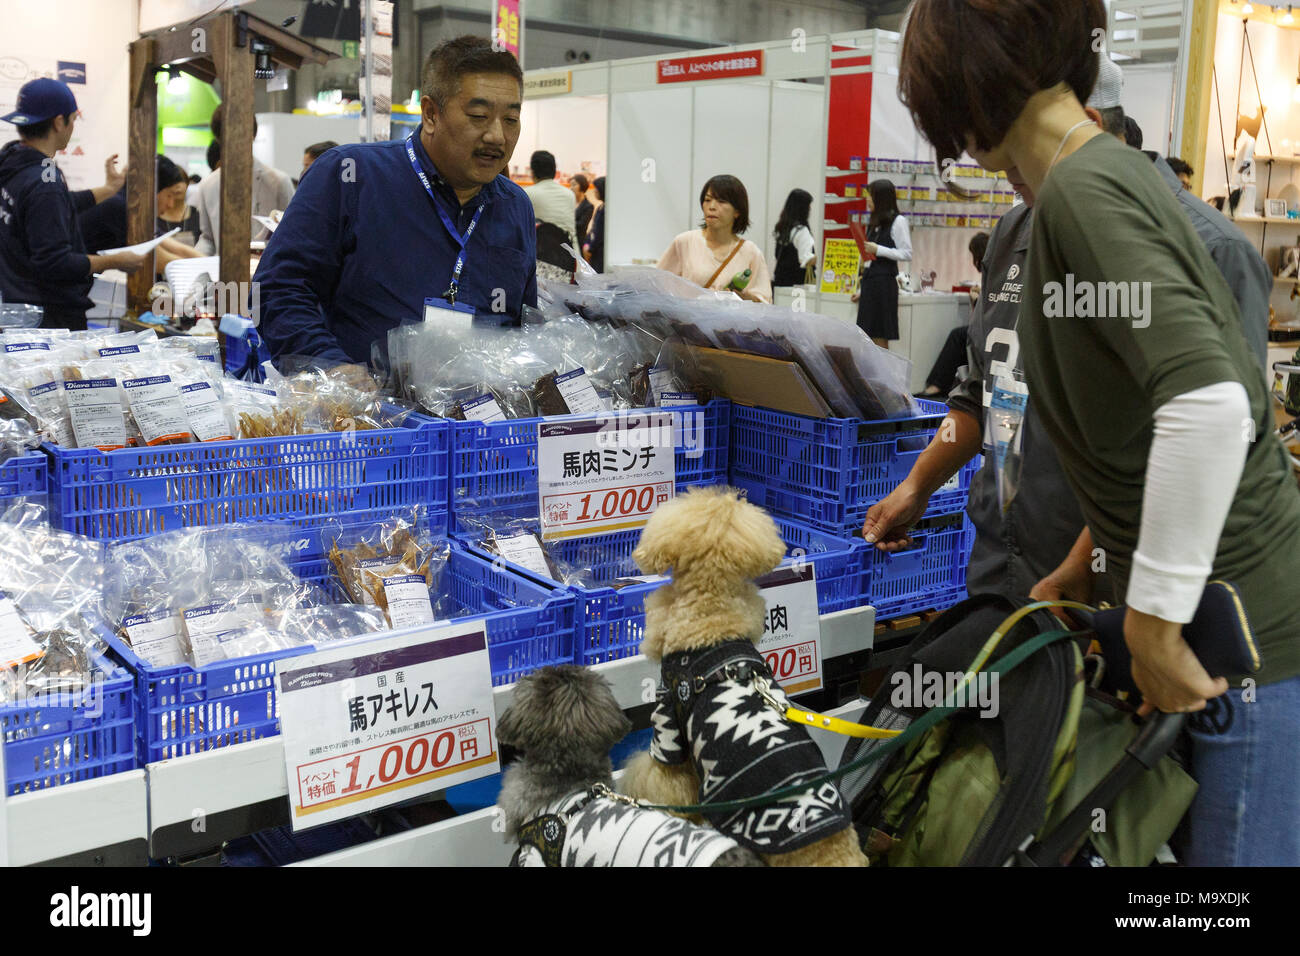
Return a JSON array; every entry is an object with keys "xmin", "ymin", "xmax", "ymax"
[{"xmin": 775, "ymin": 600, "xmax": 1096, "ymax": 739}]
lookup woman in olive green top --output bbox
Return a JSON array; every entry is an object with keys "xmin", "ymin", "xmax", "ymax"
[{"xmin": 899, "ymin": 0, "xmax": 1300, "ymax": 866}]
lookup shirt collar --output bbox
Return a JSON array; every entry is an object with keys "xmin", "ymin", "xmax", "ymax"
[{"xmin": 412, "ymin": 128, "xmax": 498, "ymax": 204}]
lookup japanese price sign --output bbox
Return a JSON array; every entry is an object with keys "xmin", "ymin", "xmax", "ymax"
[
  {"xmin": 537, "ymin": 411, "xmax": 676, "ymax": 541},
  {"xmin": 276, "ymin": 620, "xmax": 498, "ymax": 830},
  {"xmin": 755, "ymin": 563, "xmax": 822, "ymax": 695}
]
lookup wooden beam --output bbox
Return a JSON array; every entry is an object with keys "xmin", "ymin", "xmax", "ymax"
[
  {"xmin": 179, "ymin": 61, "xmax": 219, "ymax": 86},
  {"xmin": 152, "ymin": 16, "xmax": 223, "ymax": 67},
  {"xmin": 126, "ymin": 37, "xmax": 158, "ymax": 316},
  {"xmin": 1181, "ymin": 0, "xmax": 1219, "ymax": 199},
  {"xmin": 244, "ymin": 14, "xmax": 337, "ymax": 67},
  {"xmin": 212, "ymin": 12, "xmax": 254, "ymax": 299}
]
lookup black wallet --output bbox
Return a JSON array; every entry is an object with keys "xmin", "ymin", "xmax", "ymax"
[{"xmin": 1071, "ymin": 580, "xmax": 1262, "ymax": 696}]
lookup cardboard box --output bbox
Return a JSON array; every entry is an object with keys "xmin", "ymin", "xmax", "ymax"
[{"xmin": 662, "ymin": 342, "xmax": 834, "ymax": 418}]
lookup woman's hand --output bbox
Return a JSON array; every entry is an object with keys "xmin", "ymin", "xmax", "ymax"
[
  {"xmin": 850, "ymin": 290, "xmax": 861, "ymax": 303},
  {"xmin": 1125, "ymin": 608, "xmax": 1229, "ymax": 715},
  {"xmin": 864, "ymin": 241, "xmax": 878, "ymax": 257}
]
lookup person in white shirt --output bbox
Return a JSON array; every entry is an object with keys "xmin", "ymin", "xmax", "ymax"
[
  {"xmin": 772, "ymin": 188, "xmax": 817, "ymax": 286},
  {"xmin": 851, "ymin": 179, "xmax": 912, "ymax": 348},
  {"xmin": 524, "ymin": 149, "xmax": 577, "ymax": 281},
  {"xmin": 194, "ymin": 106, "xmax": 295, "ymax": 256}
]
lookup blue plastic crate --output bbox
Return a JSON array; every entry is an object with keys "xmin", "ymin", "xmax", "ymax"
[
  {"xmin": 295, "ymin": 544, "xmax": 576, "ymax": 688},
  {"xmin": 46, "ymin": 414, "xmax": 450, "ymax": 543},
  {"xmin": 0, "ymin": 450, "xmax": 46, "ymax": 509},
  {"xmin": 450, "ymin": 401, "xmax": 730, "ymax": 531},
  {"xmin": 2, "ymin": 641, "xmax": 136, "ymax": 795},
  {"xmin": 460, "ymin": 512, "xmax": 869, "ymax": 669},
  {"xmin": 104, "ymin": 543, "xmax": 576, "ymax": 764},
  {"xmin": 869, "ymin": 510, "xmax": 975, "ymax": 620},
  {"xmin": 728, "ymin": 400, "xmax": 977, "ymax": 534}
]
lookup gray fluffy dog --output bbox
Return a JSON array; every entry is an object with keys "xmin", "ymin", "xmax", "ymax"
[{"xmin": 496, "ymin": 665, "xmax": 761, "ymax": 867}]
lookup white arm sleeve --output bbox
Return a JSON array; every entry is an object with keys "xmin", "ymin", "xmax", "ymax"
[
  {"xmin": 1126, "ymin": 381, "xmax": 1251, "ymax": 622},
  {"xmin": 874, "ymin": 215, "xmax": 913, "ymax": 262},
  {"xmin": 793, "ymin": 226, "xmax": 816, "ymax": 267}
]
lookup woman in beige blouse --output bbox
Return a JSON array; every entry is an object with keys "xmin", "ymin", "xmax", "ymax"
[{"xmin": 657, "ymin": 174, "xmax": 773, "ymax": 303}]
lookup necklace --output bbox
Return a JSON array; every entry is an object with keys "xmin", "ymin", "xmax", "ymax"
[{"xmin": 1046, "ymin": 119, "xmax": 1095, "ymax": 175}]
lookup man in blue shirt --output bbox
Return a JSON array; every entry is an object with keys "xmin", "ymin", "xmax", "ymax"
[{"xmin": 255, "ymin": 35, "xmax": 537, "ymax": 366}]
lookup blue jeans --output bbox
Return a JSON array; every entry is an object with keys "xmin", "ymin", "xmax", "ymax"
[{"xmin": 1185, "ymin": 674, "xmax": 1300, "ymax": 866}]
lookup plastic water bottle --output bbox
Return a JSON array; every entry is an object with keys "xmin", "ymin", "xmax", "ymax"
[{"xmin": 729, "ymin": 268, "xmax": 752, "ymax": 291}]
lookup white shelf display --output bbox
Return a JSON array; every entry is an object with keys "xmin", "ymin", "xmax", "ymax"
[{"xmin": 135, "ymin": 604, "xmax": 876, "ymax": 862}]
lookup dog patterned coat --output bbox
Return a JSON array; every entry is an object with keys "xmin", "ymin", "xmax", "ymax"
[
  {"xmin": 650, "ymin": 640, "xmax": 852, "ymax": 854},
  {"xmin": 511, "ymin": 789, "xmax": 743, "ymax": 867}
]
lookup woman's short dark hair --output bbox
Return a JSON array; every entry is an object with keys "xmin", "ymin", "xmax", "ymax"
[
  {"xmin": 572, "ymin": 173, "xmax": 589, "ymax": 192},
  {"xmin": 866, "ymin": 180, "xmax": 900, "ymax": 232},
  {"xmin": 422, "ymin": 34, "xmax": 523, "ymax": 111},
  {"xmin": 206, "ymin": 139, "xmax": 220, "ymax": 172},
  {"xmin": 592, "ymin": 176, "xmax": 605, "ymax": 200},
  {"xmin": 699, "ymin": 174, "xmax": 751, "ymax": 235},
  {"xmin": 899, "ymin": 0, "xmax": 1107, "ymax": 165},
  {"xmin": 156, "ymin": 155, "xmax": 188, "ymax": 192}
]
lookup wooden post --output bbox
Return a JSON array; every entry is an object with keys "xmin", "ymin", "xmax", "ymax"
[
  {"xmin": 212, "ymin": 13, "xmax": 254, "ymax": 300},
  {"xmin": 126, "ymin": 37, "xmax": 157, "ymax": 316},
  {"xmin": 1180, "ymin": 0, "xmax": 1219, "ymax": 199}
]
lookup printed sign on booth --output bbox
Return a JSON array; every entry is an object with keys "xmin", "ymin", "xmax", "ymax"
[
  {"xmin": 276, "ymin": 621, "xmax": 498, "ymax": 830},
  {"xmin": 657, "ymin": 50, "xmax": 765, "ymax": 83}
]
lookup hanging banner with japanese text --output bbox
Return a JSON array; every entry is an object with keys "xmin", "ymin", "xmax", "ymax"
[
  {"xmin": 755, "ymin": 563, "xmax": 822, "ymax": 695},
  {"xmin": 537, "ymin": 411, "xmax": 676, "ymax": 541},
  {"xmin": 493, "ymin": 0, "xmax": 522, "ymax": 63},
  {"xmin": 276, "ymin": 620, "xmax": 497, "ymax": 831}
]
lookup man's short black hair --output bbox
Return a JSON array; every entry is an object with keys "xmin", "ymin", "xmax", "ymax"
[
  {"xmin": 304, "ymin": 141, "xmax": 339, "ymax": 161},
  {"xmin": 530, "ymin": 150, "xmax": 557, "ymax": 180},
  {"xmin": 1123, "ymin": 114, "xmax": 1143, "ymax": 149},
  {"xmin": 1167, "ymin": 157, "xmax": 1194, "ymax": 179},
  {"xmin": 16, "ymin": 113, "xmax": 74, "ymax": 141},
  {"xmin": 206, "ymin": 139, "xmax": 220, "ymax": 172},
  {"xmin": 1097, "ymin": 106, "xmax": 1126, "ymax": 139},
  {"xmin": 421, "ymin": 34, "xmax": 523, "ymax": 111}
]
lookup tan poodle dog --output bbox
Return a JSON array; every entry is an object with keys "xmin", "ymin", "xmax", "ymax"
[{"xmin": 620, "ymin": 485, "xmax": 867, "ymax": 867}]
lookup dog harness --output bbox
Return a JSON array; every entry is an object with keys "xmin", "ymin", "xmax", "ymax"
[
  {"xmin": 652, "ymin": 639, "xmax": 852, "ymax": 854},
  {"xmin": 511, "ymin": 784, "xmax": 743, "ymax": 867}
]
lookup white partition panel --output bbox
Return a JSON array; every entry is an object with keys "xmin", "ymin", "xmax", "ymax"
[
  {"xmin": 767, "ymin": 82, "xmax": 828, "ymax": 262},
  {"xmin": 608, "ymin": 86, "xmax": 695, "ymax": 265},
  {"xmin": 691, "ymin": 83, "xmax": 776, "ymax": 255}
]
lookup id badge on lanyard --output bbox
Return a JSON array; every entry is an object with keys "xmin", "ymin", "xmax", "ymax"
[
  {"xmin": 405, "ymin": 133, "xmax": 487, "ymax": 310},
  {"xmin": 986, "ymin": 360, "xmax": 1028, "ymax": 515}
]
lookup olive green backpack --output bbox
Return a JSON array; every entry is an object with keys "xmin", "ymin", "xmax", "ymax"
[{"xmin": 837, "ymin": 594, "xmax": 1197, "ymax": 867}]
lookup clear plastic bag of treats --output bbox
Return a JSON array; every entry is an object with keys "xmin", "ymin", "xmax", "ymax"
[
  {"xmin": 0, "ymin": 501, "xmax": 106, "ymax": 702},
  {"xmin": 324, "ymin": 508, "xmax": 452, "ymax": 629}
]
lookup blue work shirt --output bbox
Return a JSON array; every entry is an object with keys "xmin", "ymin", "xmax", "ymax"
[{"xmin": 254, "ymin": 133, "xmax": 537, "ymax": 366}]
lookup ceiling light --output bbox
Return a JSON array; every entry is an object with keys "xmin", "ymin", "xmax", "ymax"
[
  {"xmin": 1285, "ymin": 5, "xmax": 1296, "ymax": 25},
  {"xmin": 1243, "ymin": 2, "xmax": 1253, "ymax": 13},
  {"xmin": 166, "ymin": 67, "xmax": 186, "ymax": 95}
]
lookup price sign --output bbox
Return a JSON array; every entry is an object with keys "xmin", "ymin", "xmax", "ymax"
[
  {"xmin": 755, "ymin": 563, "xmax": 822, "ymax": 695},
  {"xmin": 276, "ymin": 620, "xmax": 498, "ymax": 830},
  {"xmin": 537, "ymin": 411, "xmax": 676, "ymax": 540}
]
